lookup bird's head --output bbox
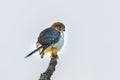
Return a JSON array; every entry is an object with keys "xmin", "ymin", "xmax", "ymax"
[{"xmin": 50, "ymin": 22, "xmax": 65, "ymax": 32}]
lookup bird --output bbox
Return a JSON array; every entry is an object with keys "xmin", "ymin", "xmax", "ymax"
[{"xmin": 25, "ymin": 22, "xmax": 65, "ymax": 58}]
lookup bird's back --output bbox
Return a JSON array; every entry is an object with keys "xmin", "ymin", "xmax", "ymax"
[{"xmin": 38, "ymin": 28, "xmax": 60, "ymax": 46}]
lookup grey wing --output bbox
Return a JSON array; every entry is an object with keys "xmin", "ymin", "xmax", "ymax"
[{"xmin": 38, "ymin": 28, "xmax": 60, "ymax": 46}]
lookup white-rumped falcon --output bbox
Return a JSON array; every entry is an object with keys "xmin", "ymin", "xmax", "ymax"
[{"xmin": 25, "ymin": 22, "xmax": 65, "ymax": 58}]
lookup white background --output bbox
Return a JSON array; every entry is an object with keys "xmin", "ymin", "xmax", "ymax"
[{"xmin": 0, "ymin": 0, "xmax": 120, "ymax": 80}]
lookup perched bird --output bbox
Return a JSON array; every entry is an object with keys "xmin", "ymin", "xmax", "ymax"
[{"xmin": 25, "ymin": 22, "xmax": 65, "ymax": 58}]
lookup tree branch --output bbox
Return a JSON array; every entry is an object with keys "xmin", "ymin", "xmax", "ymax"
[{"xmin": 39, "ymin": 57, "xmax": 58, "ymax": 80}]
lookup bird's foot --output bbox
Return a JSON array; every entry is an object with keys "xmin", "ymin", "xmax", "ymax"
[{"xmin": 51, "ymin": 54, "xmax": 58, "ymax": 59}]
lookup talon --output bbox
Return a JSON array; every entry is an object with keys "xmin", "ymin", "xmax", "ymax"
[{"xmin": 51, "ymin": 54, "xmax": 58, "ymax": 59}]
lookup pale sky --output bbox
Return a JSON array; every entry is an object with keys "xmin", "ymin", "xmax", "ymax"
[{"xmin": 0, "ymin": 0, "xmax": 120, "ymax": 80}]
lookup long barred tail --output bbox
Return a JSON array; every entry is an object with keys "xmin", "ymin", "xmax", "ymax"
[{"xmin": 24, "ymin": 46, "xmax": 42, "ymax": 58}]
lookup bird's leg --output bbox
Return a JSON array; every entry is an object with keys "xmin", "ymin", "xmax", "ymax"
[{"xmin": 51, "ymin": 49, "xmax": 58, "ymax": 58}]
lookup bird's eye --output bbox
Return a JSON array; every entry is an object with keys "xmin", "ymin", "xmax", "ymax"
[
  {"xmin": 56, "ymin": 26, "xmax": 60, "ymax": 30},
  {"xmin": 56, "ymin": 26, "xmax": 60, "ymax": 29},
  {"xmin": 58, "ymin": 26, "xmax": 61, "ymax": 28}
]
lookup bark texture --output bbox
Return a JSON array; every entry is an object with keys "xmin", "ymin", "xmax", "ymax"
[{"xmin": 39, "ymin": 57, "xmax": 57, "ymax": 80}]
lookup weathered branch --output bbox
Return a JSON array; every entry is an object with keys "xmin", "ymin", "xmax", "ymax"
[{"xmin": 39, "ymin": 57, "xmax": 58, "ymax": 80}]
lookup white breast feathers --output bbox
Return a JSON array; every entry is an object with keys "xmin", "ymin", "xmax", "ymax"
[{"xmin": 52, "ymin": 32, "xmax": 64, "ymax": 51}]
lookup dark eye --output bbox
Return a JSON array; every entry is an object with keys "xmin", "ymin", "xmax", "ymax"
[
  {"xmin": 59, "ymin": 26, "xmax": 62, "ymax": 28},
  {"xmin": 57, "ymin": 26, "xmax": 61, "ymax": 28}
]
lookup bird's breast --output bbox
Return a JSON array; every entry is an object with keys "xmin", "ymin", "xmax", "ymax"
[{"xmin": 52, "ymin": 32, "xmax": 64, "ymax": 51}]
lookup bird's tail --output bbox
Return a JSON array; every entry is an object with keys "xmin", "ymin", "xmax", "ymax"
[{"xmin": 24, "ymin": 46, "xmax": 42, "ymax": 58}]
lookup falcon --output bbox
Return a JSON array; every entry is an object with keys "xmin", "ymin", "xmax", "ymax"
[{"xmin": 25, "ymin": 22, "xmax": 65, "ymax": 58}]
